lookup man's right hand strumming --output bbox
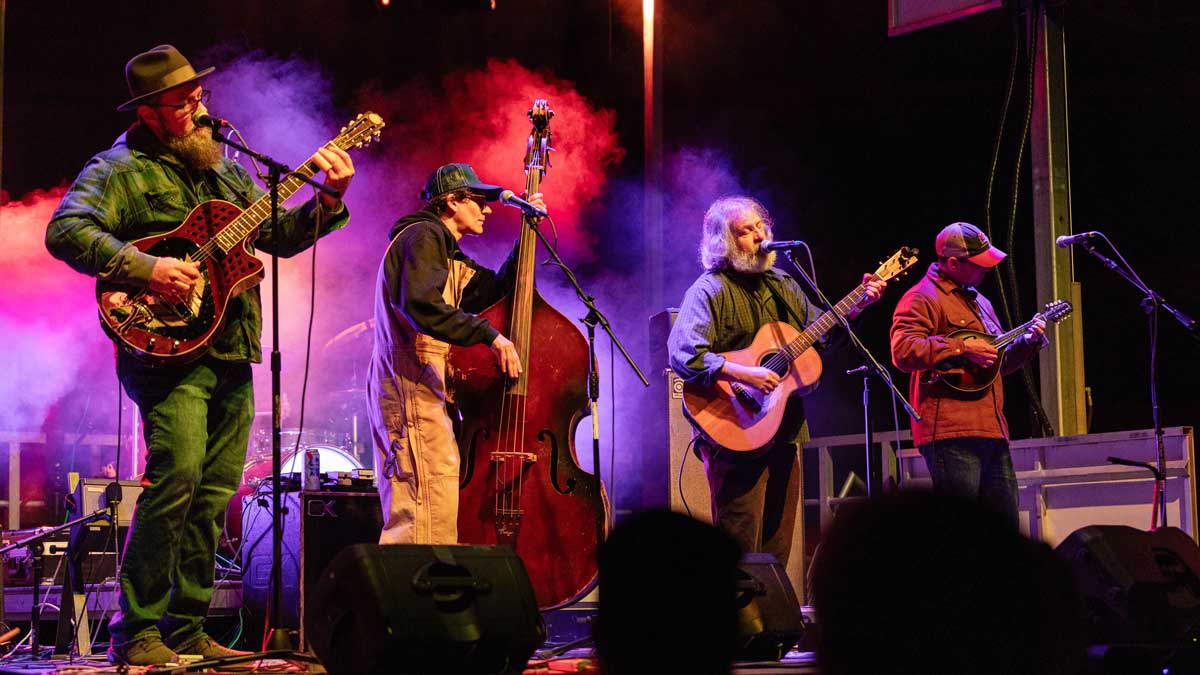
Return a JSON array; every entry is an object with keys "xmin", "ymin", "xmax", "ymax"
[
  {"xmin": 720, "ymin": 361, "xmax": 781, "ymax": 394},
  {"xmin": 491, "ymin": 334, "xmax": 523, "ymax": 379},
  {"xmin": 962, "ymin": 339, "xmax": 999, "ymax": 368},
  {"xmin": 149, "ymin": 257, "xmax": 201, "ymax": 303}
]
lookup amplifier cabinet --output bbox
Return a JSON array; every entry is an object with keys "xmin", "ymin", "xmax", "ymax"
[{"xmin": 240, "ymin": 490, "xmax": 383, "ymax": 651}]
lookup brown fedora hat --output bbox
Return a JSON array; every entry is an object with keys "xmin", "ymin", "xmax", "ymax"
[{"xmin": 116, "ymin": 44, "xmax": 215, "ymax": 112}]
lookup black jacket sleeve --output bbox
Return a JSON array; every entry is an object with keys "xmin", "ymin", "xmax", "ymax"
[
  {"xmin": 461, "ymin": 240, "xmax": 520, "ymax": 313},
  {"xmin": 393, "ymin": 222, "xmax": 499, "ymax": 347}
]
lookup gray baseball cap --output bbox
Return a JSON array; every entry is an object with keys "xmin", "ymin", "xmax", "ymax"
[{"xmin": 935, "ymin": 222, "xmax": 1006, "ymax": 267}]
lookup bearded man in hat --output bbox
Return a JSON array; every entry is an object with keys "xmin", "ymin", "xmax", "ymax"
[
  {"xmin": 367, "ymin": 164, "xmax": 544, "ymax": 545},
  {"xmin": 45, "ymin": 45, "xmax": 354, "ymax": 665},
  {"xmin": 890, "ymin": 222, "xmax": 1048, "ymax": 529},
  {"xmin": 668, "ymin": 196, "xmax": 886, "ymax": 567}
]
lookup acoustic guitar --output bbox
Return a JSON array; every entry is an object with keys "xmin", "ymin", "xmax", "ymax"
[{"xmin": 681, "ymin": 247, "xmax": 919, "ymax": 451}]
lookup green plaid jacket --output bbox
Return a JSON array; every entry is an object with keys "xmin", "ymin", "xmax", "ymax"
[{"xmin": 46, "ymin": 122, "xmax": 349, "ymax": 363}]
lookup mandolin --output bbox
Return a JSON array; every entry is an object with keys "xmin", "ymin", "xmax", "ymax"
[{"xmin": 928, "ymin": 299, "xmax": 1073, "ymax": 393}]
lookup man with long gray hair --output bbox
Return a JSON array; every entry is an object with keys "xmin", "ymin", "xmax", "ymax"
[{"xmin": 668, "ymin": 196, "xmax": 885, "ymax": 565}]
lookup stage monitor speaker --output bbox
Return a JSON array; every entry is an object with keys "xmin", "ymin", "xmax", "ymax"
[
  {"xmin": 1055, "ymin": 525, "xmax": 1200, "ymax": 644},
  {"xmin": 306, "ymin": 543, "xmax": 545, "ymax": 675},
  {"xmin": 240, "ymin": 490, "xmax": 384, "ymax": 651},
  {"xmin": 736, "ymin": 552, "xmax": 805, "ymax": 660}
]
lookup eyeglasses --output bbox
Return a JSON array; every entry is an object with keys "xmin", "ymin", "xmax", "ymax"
[
  {"xmin": 462, "ymin": 192, "xmax": 489, "ymax": 208},
  {"xmin": 146, "ymin": 89, "xmax": 211, "ymax": 111}
]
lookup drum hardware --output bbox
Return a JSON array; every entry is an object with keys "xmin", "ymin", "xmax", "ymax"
[{"xmin": 224, "ymin": 445, "xmax": 365, "ymax": 555}]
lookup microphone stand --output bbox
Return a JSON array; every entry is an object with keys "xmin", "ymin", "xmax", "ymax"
[
  {"xmin": 523, "ymin": 215, "xmax": 649, "ymax": 552},
  {"xmin": 1075, "ymin": 234, "xmax": 1198, "ymax": 529},
  {"xmin": 206, "ymin": 128, "xmax": 340, "ymax": 650},
  {"xmin": 0, "ymin": 501, "xmax": 116, "ymax": 657},
  {"xmin": 1106, "ymin": 456, "xmax": 1167, "ymax": 529},
  {"xmin": 780, "ymin": 250, "xmax": 919, "ymax": 497}
]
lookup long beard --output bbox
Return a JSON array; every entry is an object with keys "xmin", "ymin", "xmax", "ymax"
[
  {"xmin": 727, "ymin": 247, "xmax": 776, "ymax": 274},
  {"xmin": 164, "ymin": 128, "xmax": 224, "ymax": 172}
]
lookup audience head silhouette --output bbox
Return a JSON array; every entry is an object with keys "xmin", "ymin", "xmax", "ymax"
[
  {"xmin": 811, "ymin": 490, "xmax": 1084, "ymax": 675},
  {"xmin": 594, "ymin": 509, "xmax": 742, "ymax": 675}
]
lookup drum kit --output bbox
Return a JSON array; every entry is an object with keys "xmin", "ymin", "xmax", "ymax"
[{"xmin": 223, "ymin": 320, "xmax": 376, "ymax": 553}]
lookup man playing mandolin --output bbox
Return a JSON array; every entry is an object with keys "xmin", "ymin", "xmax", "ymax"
[
  {"xmin": 45, "ymin": 45, "xmax": 355, "ymax": 666},
  {"xmin": 668, "ymin": 196, "xmax": 885, "ymax": 566},
  {"xmin": 367, "ymin": 163, "xmax": 543, "ymax": 546},
  {"xmin": 890, "ymin": 222, "xmax": 1047, "ymax": 529}
]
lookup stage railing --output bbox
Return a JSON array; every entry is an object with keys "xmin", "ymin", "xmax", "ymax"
[
  {"xmin": 802, "ymin": 425, "xmax": 1196, "ymax": 546},
  {"xmin": 0, "ymin": 432, "xmax": 120, "ymax": 531}
]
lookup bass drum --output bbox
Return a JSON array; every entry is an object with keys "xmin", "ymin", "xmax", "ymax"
[{"xmin": 223, "ymin": 445, "xmax": 364, "ymax": 556}]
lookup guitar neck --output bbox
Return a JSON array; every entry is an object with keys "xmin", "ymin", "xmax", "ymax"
[
  {"xmin": 775, "ymin": 283, "xmax": 868, "ymax": 362},
  {"xmin": 210, "ymin": 148, "xmax": 327, "ymax": 254},
  {"xmin": 991, "ymin": 317, "xmax": 1036, "ymax": 350}
]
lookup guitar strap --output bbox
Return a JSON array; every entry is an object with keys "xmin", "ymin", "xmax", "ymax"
[
  {"xmin": 762, "ymin": 274, "xmax": 811, "ymax": 332},
  {"xmin": 208, "ymin": 169, "xmax": 254, "ymax": 208}
]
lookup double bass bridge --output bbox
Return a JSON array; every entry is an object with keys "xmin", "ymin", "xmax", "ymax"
[{"xmin": 490, "ymin": 450, "xmax": 538, "ymax": 466}]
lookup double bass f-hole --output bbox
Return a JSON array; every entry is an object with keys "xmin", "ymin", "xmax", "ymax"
[
  {"xmin": 458, "ymin": 426, "xmax": 490, "ymax": 489},
  {"xmin": 539, "ymin": 429, "xmax": 577, "ymax": 495}
]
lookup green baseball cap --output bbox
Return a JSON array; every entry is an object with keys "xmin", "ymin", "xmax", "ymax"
[{"xmin": 419, "ymin": 163, "xmax": 503, "ymax": 202}]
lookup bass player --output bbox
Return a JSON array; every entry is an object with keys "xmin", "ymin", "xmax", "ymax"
[
  {"xmin": 44, "ymin": 44, "xmax": 354, "ymax": 666},
  {"xmin": 667, "ymin": 196, "xmax": 885, "ymax": 565},
  {"xmin": 889, "ymin": 222, "xmax": 1047, "ymax": 530}
]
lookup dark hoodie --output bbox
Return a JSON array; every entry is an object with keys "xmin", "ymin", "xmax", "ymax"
[{"xmin": 377, "ymin": 211, "xmax": 517, "ymax": 347}]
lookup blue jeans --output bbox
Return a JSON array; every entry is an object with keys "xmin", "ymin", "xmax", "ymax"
[
  {"xmin": 919, "ymin": 437, "xmax": 1018, "ymax": 530},
  {"xmin": 110, "ymin": 355, "xmax": 253, "ymax": 647}
]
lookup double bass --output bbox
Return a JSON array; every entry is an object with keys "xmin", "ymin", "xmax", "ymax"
[{"xmin": 448, "ymin": 99, "xmax": 609, "ymax": 609}]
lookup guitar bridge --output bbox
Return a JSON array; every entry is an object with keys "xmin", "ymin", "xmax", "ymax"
[
  {"xmin": 112, "ymin": 302, "xmax": 152, "ymax": 334},
  {"xmin": 731, "ymin": 383, "xmax": 762, "ymax": 412}
]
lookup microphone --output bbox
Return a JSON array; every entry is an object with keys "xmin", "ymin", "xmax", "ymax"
[
  {"xmin": 192, "ymin": 111, "xmax": 230, "ymax": 130},
  {"xmin": 499, "ymin": 190, "xmax": 548, "ymax": 217},
  {"xmin": 760, "ymin": 240, "xmax": 805, "ymax": 253},
  {"xmin": 1055, "ymin": 231, "xmax": 1099, "ymax": 248}
]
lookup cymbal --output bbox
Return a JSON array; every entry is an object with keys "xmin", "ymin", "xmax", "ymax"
[{"xmin": 323, "ymin": 319, "xmax": 375, "ymax": 351}]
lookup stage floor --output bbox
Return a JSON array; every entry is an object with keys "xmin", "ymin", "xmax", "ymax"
[
  {"xmin": 0, "ymin": 587, "xmax": 818, "ymax": 673},
  {"xmin": 0, "ymin": 650, "xmax": 818, "ymax": 674}
]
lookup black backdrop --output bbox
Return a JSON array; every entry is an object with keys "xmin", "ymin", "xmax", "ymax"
[{"xmin": 4, "ymin": 1, "xmax": 1197, "ymax": 488}]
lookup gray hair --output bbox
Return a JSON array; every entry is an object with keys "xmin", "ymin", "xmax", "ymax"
[{"xmin": 698, "ymin": 195, "xmax": 773, "ymax": 271}]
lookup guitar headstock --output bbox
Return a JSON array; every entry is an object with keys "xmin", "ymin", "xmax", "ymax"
[
  {"xmin": 334, "ymin": 111, "xmax": 385, "ymax": 151},
  {"xmin": 871, "ymin": 247, "xmax": 921, "ymax": 283},
  {"xmin": 1042, "ymin": 299, "xmax": 1073, "ymax": 323}
]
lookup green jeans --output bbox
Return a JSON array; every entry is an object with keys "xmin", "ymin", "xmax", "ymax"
[{"xmin": 110, "ymin": 355, "xmax": 253, "ymax": 646}]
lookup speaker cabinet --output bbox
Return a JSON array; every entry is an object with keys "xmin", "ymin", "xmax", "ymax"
[
  {"xmin": 240, "ymin": 490, "xmax": 384, "ymax": 650},
  {"xmin": 306, "ymin": 543, "xmax": 545, "ymax": 675},
  {"xmin": 1056, "ymin": 525, "xmax": 1200, "ymax": 644},
  {"xmin": 649, "ymin": 309, "xmax": 712, "ymax": 521},
  {"xmin": 68, "ymin": 478, "xmax": 140, "ymax": 556},
  {"xmin": 737, "ymin": 553, "xmax": 805, "ymax": 660}
]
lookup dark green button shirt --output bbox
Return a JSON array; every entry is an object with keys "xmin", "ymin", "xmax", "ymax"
[{"xmin": 46, "ymin": 122, "xmax": 349, "ymax": 363}]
